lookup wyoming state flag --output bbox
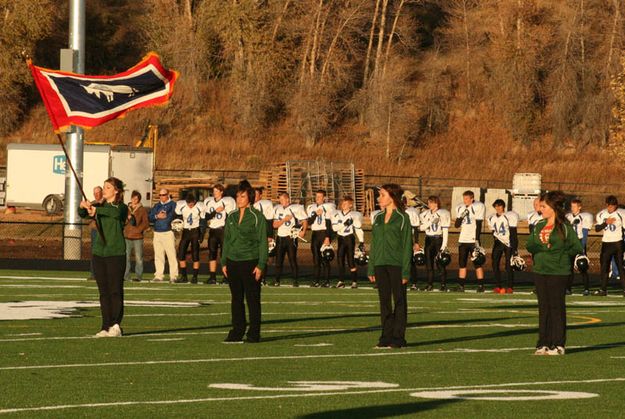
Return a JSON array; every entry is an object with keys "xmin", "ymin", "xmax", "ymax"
[{"xmin": 28, "ymin": 52, "xmax": 178, "ymax": 132}]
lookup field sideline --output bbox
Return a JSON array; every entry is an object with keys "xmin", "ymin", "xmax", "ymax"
[{"xmin": 1, "ymin": 271, "xmax": 625, "ymax": 418}]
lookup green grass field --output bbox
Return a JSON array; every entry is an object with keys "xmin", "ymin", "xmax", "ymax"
[{"xmin": 2, "ymin": 271, "xmax": 625, "ymax": 418}]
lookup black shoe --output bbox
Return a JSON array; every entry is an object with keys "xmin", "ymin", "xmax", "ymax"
[
  {"xmin": 206, "ymin": 278, "xmax": 216, "ymax": 285},
  {"xmin": 476, "ymin": 284, "xmax": 484, "ymax": 293},
  {"xmin": 312, "ymin": 281, "xmax": 320, "ymax": 288},
  {"xmin": 424, "ymin": 285, "xmax": 433, "ymax": 292},
  {"xmin": 175, "ymin": 275, "xmax": 188, "ymax": 284},
  {"xmin": 455, "ymin": 285, "xmax": 465, "ymax": 293},
  {"xmin": 582, "ymin": 289, "xmax": 590, "ymax": 296},
  {"xmin": 439, "ymin": 284, "xmax": 447, "ymax": 292},
  {"xmin": 565, "ymin": 288, "xmax": 572, "ymax": 296},
  {"xmin": 321, "ymin": 282, "xmax": 330, "ymax": 288},
  {"xmin": 191, "ymin": 276, "xmax": 198, "ymax": 284},
  {"xmin": 292, "ymin": 280, "xmax": 299, "ymax": 288},
  {"xmin": 593, "ymin": 290, "xmax": 607, "ymax": 296},
  {"xmin": 272, "ymin": 281, "xmax": 281, "ymax": 287}
]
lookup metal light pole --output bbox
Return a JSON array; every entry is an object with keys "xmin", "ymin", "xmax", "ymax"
[{"xmin": 62, "ymin": 0, "xmax": 85, "ymax": 260}]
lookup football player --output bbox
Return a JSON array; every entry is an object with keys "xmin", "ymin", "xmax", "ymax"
[
  {"xmin": 527, "ymin": 197, "xmax": 543, "ymax": 234},
  {"xmin": 454, "ymin": 190, "xmax": 486, "ymax": 292},
  {"xmin": 175, "ymin": 194, "xmax": 206, "ymax": 284},
  {"xmin": 254, "ymin": 187, "xmax": 275, "ymax": 285},
  {"xmin": 594, "ymin": 195, "xmax": 625, "ymax": 296},
  {"xmin": 566, "ymin": 198, "xmax": 593, "ymax": 295},
  {"xmin": 332, "ymin": 196, "xmax": 364, "ymax": 289},
  {"xmin": 307, "ymin": 190, "xmax": 336, "ymax": 288},
  {"xmin": 204, "ymin": 184, "xmax": 236, "ymax": 284},
  {"xmin": 273, "ymin": 192, "xmax": 308, "ymax": 287},
  {"xmin": 487, "ymin": 199, "xmax": 519, "ymax": 294},
  {"xmin": 419, "ymin": 196, "xmax": 451, "ymax": 291},
  {"xmin": 403, "ymin": 194, "xmax": 422, "ymax": 290}
]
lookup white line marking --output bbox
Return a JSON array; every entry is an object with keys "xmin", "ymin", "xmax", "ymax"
[
  {"xmin": 0, "ymin": 377, "xmax": 622, "ymax": 414},
  {"xmin": 409, "ymin": 389, "xmax": 598, "ymax": 401},
  {"xmin": 3, "ymin": 343, "xmax": 625, "ymax": 372},
  {"xmin": 146, "ymin": 338, "xmax": 186, "ymax": 342}
]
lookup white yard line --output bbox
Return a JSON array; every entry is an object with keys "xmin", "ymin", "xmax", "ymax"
[
  {"xmin": 2, "ymin": 343, "xmax": 625, "ymax": 372},
  {"xmin": 0, "ymin": 377, "xmax": 623, "ymax": 414}
]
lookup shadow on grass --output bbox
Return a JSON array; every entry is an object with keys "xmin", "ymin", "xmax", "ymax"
[{"xmin": 297, "ymin": 399, "xmax": 461, "ymax": 418}]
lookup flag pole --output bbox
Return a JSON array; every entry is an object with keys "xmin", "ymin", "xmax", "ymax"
[{"xmin": 55, "ymin": 133, "xmax": 87, "ymax": 201}]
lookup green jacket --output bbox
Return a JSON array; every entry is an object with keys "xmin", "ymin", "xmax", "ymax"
[
  {"xmin": 79, "ymin": 202, "xmax": 128, "ymax": 257},
  {"xmin": 368, "ymin": 209, "xmax": 413, "ymax": 279},
  {"xmin": 221, "ymin": 206, "xmax": 268, "ymax": 270},
  {"xmin": 526, "ymin": 219, "xmax": 583, "ymax": 276}
]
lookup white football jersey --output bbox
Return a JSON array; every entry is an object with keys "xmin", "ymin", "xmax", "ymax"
[
  {"xmin": 405, "ymin": 207, "xmax": 421, "ymax": 228},
  {"xmin": 203, "ymin": 196, "xmax": 236, "ymax": 229},
  {"xmin": 566, "ymin": 212, "xmax": 594, "ymax": 240},
  {"xmin": 419, "ymin": 209, "xmax": 451, "ymax": 236},
  {"xmin": 307, "ymin": 202, "xmax": 336, "ymax": 231},
  {"xmin": 370, "ymin": 210, "xmax": 381, "ymax": 224},
  {"xmin": 455, "ymin": 201, "xmax": 485, "ymax": 243},
  {"xmin": 596, "ymin": 209, "xmax": 625, "ymax": 243},
  {"xmin": 274, "ymin": 204, "xmax": 308, "ymax": 237},
  {"xmin": 527, "ymin": 210, "xmax": 543, "ymax": 228},
  {"xmin": 488, "ymin": 211, "xmax": 519, "ymax": 247},
  {"xmin": 332, "ymin": 210, "xmax": 364, "ymax": 241},
  {"xmin": 254, "ymin": 199, "xmax": 275, "ymax": 221},
  {"xmin": 175, "ymin": 200, "xmax": 205, "ymax": 229}
]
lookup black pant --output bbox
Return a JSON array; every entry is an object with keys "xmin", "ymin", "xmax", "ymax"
[
  {"xmin": 600, "ymin": 241, "xmax": 625, "ymax": 291},
  {"xmin": 458, "ymin": 243, "xmax": 474, "ymax": 269},
  {"xmin": 208, "ymin": 228, "xmax": 224, "ymax": 261},
  {"xmin": 534, "ymin": 274, "xmax": 568, "ymax": 348},
  {"xmin": 337, "ymin": 234, "xmax": 356, "ymax": 282},
  {"xmin": 492, "ymin": 240, "xmax": 513, "ymax": 288},
  {"xmin": 375, "ymin": 265, "xmax": 407, "ymax": 347},
  {"xmin": 227, "ymin": 259, "xmax": 261, "ymax": 341},
  {"xmin": 425, "ymin": 236, "xmax": 445, "ymax": 286},
  {"xmin": 275, "ymin": 236, "xmax": 298, "ymax": 280},
  {"xmin": 178, "ymin": 228, "xmax": 200, "ymax": 262},
  {"xmin": 311, "ymin": 230, "xmax": 330, "ymax": 283},
  {"xmin": 92, "ymin": 254, "xmax": 126, "ymax": 331}
]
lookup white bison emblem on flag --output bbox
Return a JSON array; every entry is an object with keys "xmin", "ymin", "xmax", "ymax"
[{"xmin": 82, "ymin": 83, "xmax": 138, "ymax": 103}]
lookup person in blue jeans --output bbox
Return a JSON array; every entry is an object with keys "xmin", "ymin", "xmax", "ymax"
[{"xmin": 124, "ymin": 191, "xmax": 149, "ymax": 282}]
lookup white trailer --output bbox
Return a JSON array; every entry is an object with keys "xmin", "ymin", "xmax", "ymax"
[{"xmin": 6, "ymin": 143, "xmax": 154, "ymax": 213}]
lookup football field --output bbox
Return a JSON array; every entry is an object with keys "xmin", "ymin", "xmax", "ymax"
[{"xmin": 1, "ymin": 271, "xmax": 625, "ymax": 418}]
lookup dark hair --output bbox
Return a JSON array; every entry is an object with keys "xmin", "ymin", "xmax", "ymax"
[
  {"xmin": 492, "ymin": 199, "xmax": 505, "ymax": 209},
  {"xmin": 427, "ymin": 195, "xmax": 441, "ymax": 209},
  {"xmin": 255, "ymin": 186, "xmax": 264, "ymax": 194},
  {"xmin": 237, "ymin": 180, "xmax": 255, "ymax": 205},
  {"xmin": 213, "ymin": 184, "xmax": 225, "ymax": 193},
  {"xmin": 463, "ymin": 190, "xmax": 474, "ymax": 199},
  {"xmin": 279, "ymin": 192, "xmax": 290, "ymax": 199},
  {"xmin": 541, "ymin": 190, "xmax": 568, "ymax": 239},
  {"xmin": 571, "ymin": 198, "xmax": 582, "ymax": 205},
  {"xmin": 380, "ymin": 183, "xmax": 405, "ymax": 211},
  {"xmin": 185, "ymin": 193, "xmax": 196, "ymax": 204},
  {"xmin": 606, "ymin": 195, "xmax": 618, "ymax": 206},
  {"xmin": 131, "ymin": 190, "xmax": 141, "ymax": 201},
  {"xmin": 104, "ymin": 177, "xmax": 124, "ymax": 204},
  {"xmin": 315, "ymin": 189, "xmax": 326, "ymax": 196},
  {"xmin": 342, "ymin": 196, "xmax": 354, "ymax": 203}
]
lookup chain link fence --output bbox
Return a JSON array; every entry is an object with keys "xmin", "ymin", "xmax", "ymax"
[{"xmin": 0, "ymin": 220, "xmax": 610, "ymax": 275}]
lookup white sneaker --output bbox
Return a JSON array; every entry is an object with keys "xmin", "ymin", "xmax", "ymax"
[
  {"xmin": 95, "ymin": 329, "xmax": 109, "ymax": 338},
  {"xmin": 534, "ymin": 346, "xmax": 549, "ymax": 355},
  {"xmin": 546, "ymin": 346, "xmax": 565, "ymax": 356},
  {"xmin": 169, "ymin": 277, "xmax": 177, "ymax": 284},
  {"xmin": 107, "ymin": 324, "xmax": 122, "ymax": 337}
]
